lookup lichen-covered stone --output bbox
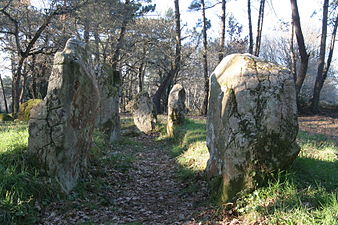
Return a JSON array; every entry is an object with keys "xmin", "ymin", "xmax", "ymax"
[
  {"xmin": 0, "ymin": 113, "xmax": 13, "ymax": 122},
  {"xmin": 17, "ymin": 99, "xmax": 43, "ymax": 121},
  {"xmin": 95, "ymin": 64, "xmax": 121, "ymax": 142},
  {"xmin": 132, "ymin": 92, "xmax": 157, "ymax": 133},
  {"xmin": 206, "ymin": 54, "xmax": 300, "ymax": 202},
  {"xmin": 167, "ymin": 84, "xmax": 186, "ymax": 137},
  {"xmin": 28, "ymin": 39, "xmax": 99, "ymax": 193}
]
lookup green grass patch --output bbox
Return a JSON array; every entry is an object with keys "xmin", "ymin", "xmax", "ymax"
[
  {"xmin": 161, "ymin": 118, "xmax": 209, "ymax": 195},
  {"xmin": 166, "ymin": 118, "xmax": 338, "ymax": 224},
  {"xmin": 0, "ymin": 122, "xmax": 60, "ymax": 224}
]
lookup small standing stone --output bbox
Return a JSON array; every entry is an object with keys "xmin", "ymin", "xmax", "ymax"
[
  {"xmin": 167, "ymin": 84, "xmax": 186, "ymax": 137},
  {"xmin": 206, "ymin": 54, "xmax": 300, "ymax": 202},
  {"xmin": 28, "ymin": 39, "xmax": 100, "ymax": 193},
  {"xmin": 95, "ymin": 64, "xmax": 121, "ymax": 142},
  {"xmin": 132, "ymin": 92, "xmax": 157, "ymax": 133}
]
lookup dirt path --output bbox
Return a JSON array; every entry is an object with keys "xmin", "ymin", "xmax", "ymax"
[
  {"xmin": 39, "ymin": 134, "xmax": 213, "ymax": 225},
  {"xmin": 110, "ymin": 135, "xmax": 210, "ymax": 224},
  {"xmin": 299, "ymin": 115, "xmax": 338, "ymax": 142}
]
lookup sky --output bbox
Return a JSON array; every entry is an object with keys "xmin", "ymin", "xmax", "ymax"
[
  {"xmin": 151, "ymin": 0, "xmax": 323, "ymax": 38},
  {"xmin": 0, "ymin": 0, "xmax": 331, "ymax": 78}
]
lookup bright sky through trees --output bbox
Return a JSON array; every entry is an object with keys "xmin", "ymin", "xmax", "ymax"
[{"xmin": 0, "ymin": 0, "xmax": 334, "ymax": 78}]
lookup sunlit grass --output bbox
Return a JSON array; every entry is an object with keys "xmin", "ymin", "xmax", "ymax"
[{"xmin": 0, "ymin": 122, "xmax": 60, "ymax": 224}]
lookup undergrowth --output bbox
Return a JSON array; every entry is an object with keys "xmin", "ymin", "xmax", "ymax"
[
  {"xmin": 166, "ymin": 118, "xmax": 338, "ymax": 224},
  {"xmin": 0, "ymin": 122, "xmax": 60, "ymax": 224},
  {"xmin": 0, "ymin": 120, "xmax": 139, "ymax": 224}
]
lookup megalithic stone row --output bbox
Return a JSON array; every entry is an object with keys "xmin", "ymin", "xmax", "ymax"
[
  {"xmin": 28, "ymin": 39, "xmax": 100, "ymax": 193},
  {"xmin": 132, "ymin": 92, "xmax": 157, "ymax": 133},
  {"xmin": 167, "ymin": 84, "xmax": 186, "ymax": 137},
  {"xmin": 95, "ymin": 63, "xmax": 121, "ymax": 142},
  {"xmin": 206, "ymin": 53, "xmax": 300, "ymax": 202}
]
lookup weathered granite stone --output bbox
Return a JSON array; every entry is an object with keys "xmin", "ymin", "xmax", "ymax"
[
  {"xmin": 132, "ymin": 92, "xmax": 157, "ymax": 133},
  {"xmin": 95, "ymin": 64, "xmax": 121, "ymax": 142},
  {"xmin": 28, "ymin": 39, "xmax": 100, "ymax": 193},
  {"xmin": 167, "ymin": 84, "xmax": 186, "ymax": 137},
  {"xmin": 206, "ymin": 53, "xmax": 300, "ymax": 202}
]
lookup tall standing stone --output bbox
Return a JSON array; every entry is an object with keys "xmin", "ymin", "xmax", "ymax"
[
  {"xmin": 28, "ymin": 39, "xmax": 100, "ymax": 193},
  {"xmin": 167, "ymin": 84, "xmax": 186, "ymax": 137},
  {"xmin": 206, "ymin": 54, "xmax": 300, "ymax": 202},
  {"xmin": 132, "ymin": 92, "xmax": 157, "ymax": 133},
  {"xmin": 95, "ymin": 64, "xmax": 121, "ymax": 142}
]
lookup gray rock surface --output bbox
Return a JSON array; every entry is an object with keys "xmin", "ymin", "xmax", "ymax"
[
  {"xmin": 132, "ymin": 92, "xmax": 157, "ymax": 133},
  {"xmin": 28, "ymin": 39, "xmax": 99, "ymax": 193},
  {"xmin": 167, "ymin": 84, "xmax": 186, "ymax": 137},
  {"xmin": 95, "ymin": 64, "xmax": 121, "ymax": 142},
  {"xmin": 206, "ymin": 54, "xmax": 300, "ymax": 202}
]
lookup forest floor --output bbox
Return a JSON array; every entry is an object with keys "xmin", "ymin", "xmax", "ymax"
[
  {"xmin": 0, "ymin": 112, "xmax": 336, "ymax": 225},
  {"xmin": 38, "ymin": 113, "xmax": 337, "ymax": 225},
  {"xmin": 38, "ymin": 117, "xmax": 240, "ymax": 225},
  {"xmin": 298, "ymin": 112, "xmax": 338, "ymax": 141}
]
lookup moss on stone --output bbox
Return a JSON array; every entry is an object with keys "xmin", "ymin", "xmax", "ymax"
[
  {"xmin": 0, "ymin": 113, "xmax": 14, "ymax": 122},
  {"xmin": 18, "ymin": 99, "xmax": 43, "ymax": 121},
  {"xmin": 210, "ymin": 174, "xmax": 245, "ymax": 204}
]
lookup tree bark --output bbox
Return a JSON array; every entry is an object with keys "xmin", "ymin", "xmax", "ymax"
[
  {"xmin": 19, "ymin": 61, "xmax": 29, "ymax": 104},
  {"xmin": 138, "ymin": 62, "xmax": 144, "ymax": 93},
  {"xmin": 290, "ymin": 18, "xmax": 297, "ymax": 82},
  {"xmin": 0, "ymin": 74, "xmax": 9, "ymax": 113},
  {"xmin": 12, "ymin": 57, "xmax": 25, "ymax": 116},
  {"xmin": 311, "ymin": 0, "xmax": 330, "ymax": 113},
  {"xmin": 153, "ymin": 0, "xmax": 181, "ymax": 113},
  {"xmin": 254, "ymin": 0, "xmax": 266, "ymax": 56},
  {"xmin": 94, "ymin": 27, "xmax": 100, "ymax": 64},
  {"xmin": 248, "ymin": 0, "xmax": 254, "ymax": 54},
  {"xmin": 201, "ymin": 0, "xmax": 209, "ymax": 115},
  {"xmin": 290, "ymin": 0, "xmax": 309, "ymax": 98},
  {"xmin": 218, "ymin": 0, "xmax": 226, "ymax": 62}
]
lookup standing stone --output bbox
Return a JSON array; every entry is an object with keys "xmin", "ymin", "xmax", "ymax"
[
  {"xmin": 132, "ymin": 92, "xmax": 157, "ymax": 133},
  {"xmin": 206, "ymin": 54, "xmax": 300, "ymax": 202},
  {"xmin": 167, "ymin": 84, "xmax": 186, "ymax": 137},
  {"xmin": 28, "ymin": 39, "xmax": 100, "ymax": 193},
  {"xmin": 95, "ymin": 64, "xmax": 121, "ymax": 142}
]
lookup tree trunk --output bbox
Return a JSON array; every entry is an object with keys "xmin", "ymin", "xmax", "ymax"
[
  {"xmin": 248, "ymin": 0, "xmax": 254, "ymax": 54},
  {"xmin": 218, "ymin": 0, "xmax": 226, "ymax": 62},
  {"xmin": 311, "ymin": 0, "xmax": 330, "ymax": 113},
  {"xmin": 94, "ymin": 27, "xmax": 100, "ymax": 64},
  {"xmin": 138, "ymin": 62, "xmax": 144, "ymax": 93},
  {"xmin": 290, "ymin": 18, "xmax": 297, "ymax": 82},
  {"xmin": 201, "ymin": 0, "xmax": 209, "ymax": 115},
  {"xmin": 254, "ymin": 0, "xmax": 266, "ymax": 56},
  {"xmin": 153, "ymin": 0, "xmax": 181, "ymax": 113},
  {"xmin": 111, "ymin": 0, "xmax": 130, "ymax": 71},
  {"xmin": 83, "ymin": 19, "xmax": 90, "ymax": 43},
  {"xmin": 12, "ymin": 57, "xmax": 25, "ymax": 117},
  {"xmin": 19, "ymin": 61, "xmax": 29, "ymax": 104},
  {"xmin": 0, "ymin": 75, "xmax": 9, "ymax": 113},
  {"xmin": 290, "ymin": 0, "xmax": 309, "ymax": 98}
]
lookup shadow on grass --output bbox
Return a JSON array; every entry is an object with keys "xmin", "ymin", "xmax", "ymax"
[
  {"xmin": 292, "ymin": 157, "xmax": 337, "ymax": 191},
  {"xmin": 0, "ymin": 147, "xmax": 60, "ymax": 224}
]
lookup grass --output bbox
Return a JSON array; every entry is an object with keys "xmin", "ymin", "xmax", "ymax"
[
  {"xmin": 0, "ymin": 119, "xmax": 140, "ymax": 224},
  {"xmin": 0, "ymin": 116, "xmax": 337, "ymax": 224},
  {"xmin": 167, "ymin": 118, "xmax": 338, "ymax": 224},
  {"xmin": 0, "ymin": 122, "xmax": 60, "ymax": 224}
]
